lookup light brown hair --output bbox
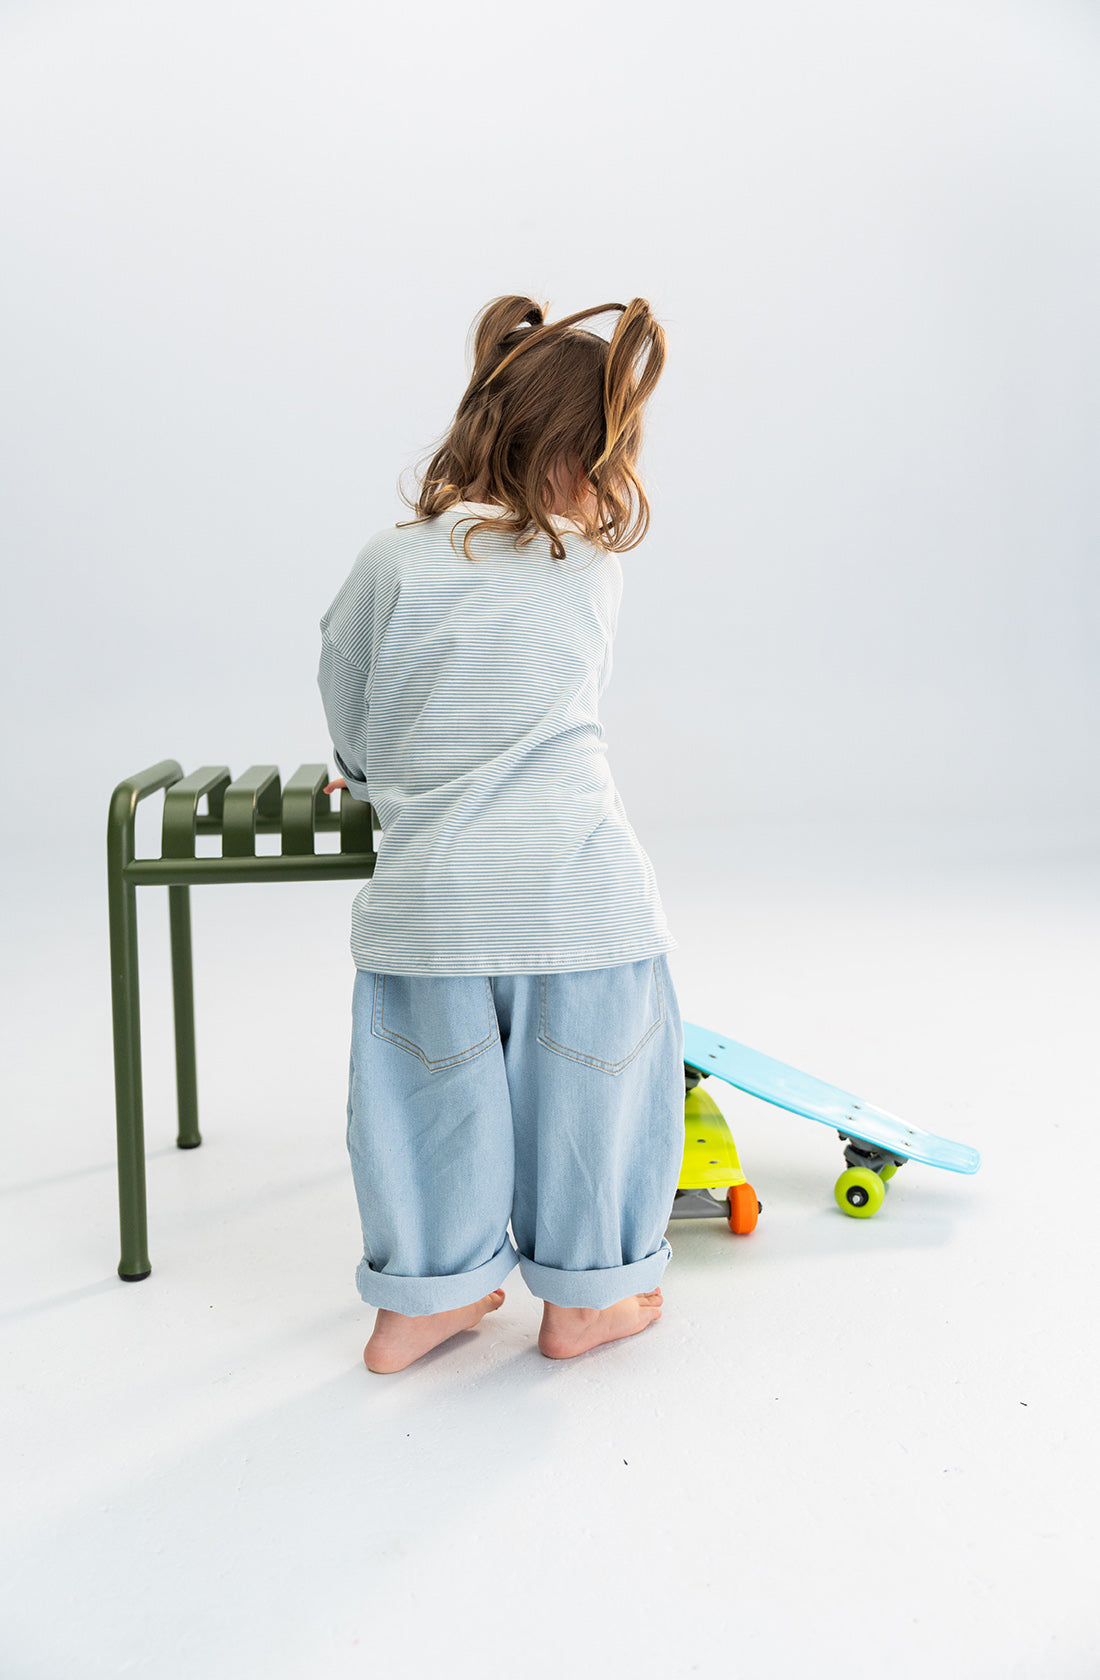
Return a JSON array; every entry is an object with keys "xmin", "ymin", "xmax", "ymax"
[{"xmin": 395, "ymin": 295, "xmax": 667, "ymax": 562}]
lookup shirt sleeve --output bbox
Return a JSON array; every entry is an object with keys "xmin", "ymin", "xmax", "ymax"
[{"xmin": 317, "ymin": 632, "xmax": 374, "ymax": 803}]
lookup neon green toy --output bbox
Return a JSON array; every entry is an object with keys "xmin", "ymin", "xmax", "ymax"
[{"xmin": 670, "ymin": 1067, "xmax": 761, "ymax": 1234}]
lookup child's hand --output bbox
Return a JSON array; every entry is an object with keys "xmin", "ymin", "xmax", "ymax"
[{"xmin": 323, "ymin": 778, "xmax": 347, "ymax": 795}]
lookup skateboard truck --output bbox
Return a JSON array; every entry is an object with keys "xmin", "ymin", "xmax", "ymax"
[
  {"xmin": 839, "ymin": 1133, "xmax": 907, "ymax": 1174},
  {"xmin": 836, "ymin": 1133, "xmax": 908, "ymax": 1214}
]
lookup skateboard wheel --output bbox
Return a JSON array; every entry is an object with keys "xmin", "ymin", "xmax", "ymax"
[
  {"xmin": 879, "ymin": 1161, "xmax": 898, "ymax": 1181},
  {"xmin": 835, "ymin": 1167, "xmax": 885, "ymax": 1218},
  {"xmin": 727, "ymin": 1181, "xmax": 759, "ymax": 1235}
]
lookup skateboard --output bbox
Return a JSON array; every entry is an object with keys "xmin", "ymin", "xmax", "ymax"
[
  {"xmin": 671, "ymin": 1079, "xmax": 762, "ymax": 1234},
  {"xmin": 681, "ymin": 1020, "xmax": 981, "ymax": 1219}
]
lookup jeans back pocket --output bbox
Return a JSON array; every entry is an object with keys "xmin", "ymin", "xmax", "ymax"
[
  {"xmin": 537, "ymin": 958, "xmax": 665, "ymax": 1075},
  {"xmin": 371, "ymin": 974, "xmax": 500, "ymax": 1071}
]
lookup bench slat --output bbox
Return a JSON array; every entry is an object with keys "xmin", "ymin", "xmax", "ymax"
[
  {"xmin": 162, "ymin": 767, "xmax": 232, "ymax": 858},
  {"xmin": 223, "ymin": 765, "xmax": 281, "ymax": 857},
  {"xmin": 281, "ymin": 763, "xmax": 330, "ymax": 857}
]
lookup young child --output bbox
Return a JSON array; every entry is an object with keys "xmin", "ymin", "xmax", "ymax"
[{"xmin": 318, "ymin": 294, "xmax": 685, "ymax": 1373}]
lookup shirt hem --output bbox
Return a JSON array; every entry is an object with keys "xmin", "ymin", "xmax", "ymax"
[{"xmin": 349, "ymin": 933, "xmax": 678, "ymax": 976}]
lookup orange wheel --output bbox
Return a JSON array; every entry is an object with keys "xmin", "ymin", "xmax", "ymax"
[{"xmin": 727, "ymin": 1181, "xmax": 759, "ymax": 1234}]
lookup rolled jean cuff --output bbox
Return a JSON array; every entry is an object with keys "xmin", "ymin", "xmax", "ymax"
[
  {"xmin": 517, "ymin": 1236, "xmax": 672, "ymax": 1308},
  {"xmin": 355, "ymin": 1234, "xmax": 519, "ymax": 1315}
]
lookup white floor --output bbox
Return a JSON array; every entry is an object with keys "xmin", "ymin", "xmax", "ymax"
[{"xmin": 3, "ymin": 816, "xmax": 1098, "ymax": 1680}]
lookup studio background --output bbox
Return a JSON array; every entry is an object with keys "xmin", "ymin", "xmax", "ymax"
[
  {"xmin": 2, "ymin": 0, "xmax": 1097, "ymax": 883},
  {"xmin": 2, "ymin": 4, "xmax": 1098, "ymax": 1679}
]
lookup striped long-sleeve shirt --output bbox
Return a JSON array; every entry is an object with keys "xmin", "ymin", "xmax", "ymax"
[{"xmin": 317, "ymin": 501, "xmax": 677, "ymax": 975}]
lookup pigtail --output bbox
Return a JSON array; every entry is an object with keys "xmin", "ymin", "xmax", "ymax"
[
  {"xmin": 469, "ymin": 296, "xmax": 547, "ymax": 386},
  {"xmin": 590, "ymin": 299, "xmax": 666, "ymax": 479}
]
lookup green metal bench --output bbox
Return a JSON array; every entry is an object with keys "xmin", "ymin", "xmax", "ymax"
[{"xmin": 107, "ymin": 760, "xmax": 377, "ymax": 1281}]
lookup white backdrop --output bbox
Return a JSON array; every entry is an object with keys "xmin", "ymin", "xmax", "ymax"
[
  {"xmin": 1, "ymin": 0, "xmax": 1098, "ymax": 889},
  {"xmin": 3, "ymin": 15, "xmax": 1100, "ymax": 1673}
]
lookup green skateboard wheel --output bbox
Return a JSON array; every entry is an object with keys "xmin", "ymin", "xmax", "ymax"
[{"xmin": 835, "ymin": 1167, "xmax": 886, "ymax": 1218}]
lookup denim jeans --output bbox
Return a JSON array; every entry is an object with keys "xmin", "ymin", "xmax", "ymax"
[{"xmin": 346, "ymin": 954, "xmax": 685, "ymax": 1314}]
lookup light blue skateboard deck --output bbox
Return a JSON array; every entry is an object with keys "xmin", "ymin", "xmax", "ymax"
[{"xmin": 682, "ymin": 1022, "xmax": 981, "ymax": 1176}]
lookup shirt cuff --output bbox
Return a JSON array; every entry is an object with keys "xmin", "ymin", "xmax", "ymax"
[{"xmin": 333, "ymin": 749, "xmax": 372, "ymax": 803}]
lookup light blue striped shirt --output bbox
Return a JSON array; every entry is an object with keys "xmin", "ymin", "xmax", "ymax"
[{"xmin": 317, "ymin": 502, "xmax": 677, "ymax": 975}]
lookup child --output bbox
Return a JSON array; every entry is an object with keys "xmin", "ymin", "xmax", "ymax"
[{"xmin": 318, "ymin": 294, "xmax": 685, "ymax": 1373}]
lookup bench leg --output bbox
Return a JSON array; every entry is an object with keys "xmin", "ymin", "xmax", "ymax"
[
  {"xmin": 168, "ymin": 884, "xmax": 201, "ymax": 1150},
  {"xmin": 108, "ymin": 869, "xmax": 151, "ymax": 1280}
]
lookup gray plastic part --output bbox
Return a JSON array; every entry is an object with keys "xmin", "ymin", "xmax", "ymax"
[
  {"xmin": 839, "ymin": 1133, "xmax": 907, "ymax": 1175},
  {"xmin": 668, "ymin": 1187, "xmax": 732, "ymax": 1220}
]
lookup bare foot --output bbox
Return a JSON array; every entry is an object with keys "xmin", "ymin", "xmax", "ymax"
[
  {"xmin": 538, "ymin": 1288, "xmax": 663, "ymax": 1360},
  {"xmin": 364, "ymin": 1289, "xmax": 506, "ymax": 1373}
]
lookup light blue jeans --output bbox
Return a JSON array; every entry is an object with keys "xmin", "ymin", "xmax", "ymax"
[{"xmin": 346, "ymin": 954, "xmax": 685, "ymax": 1314}]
